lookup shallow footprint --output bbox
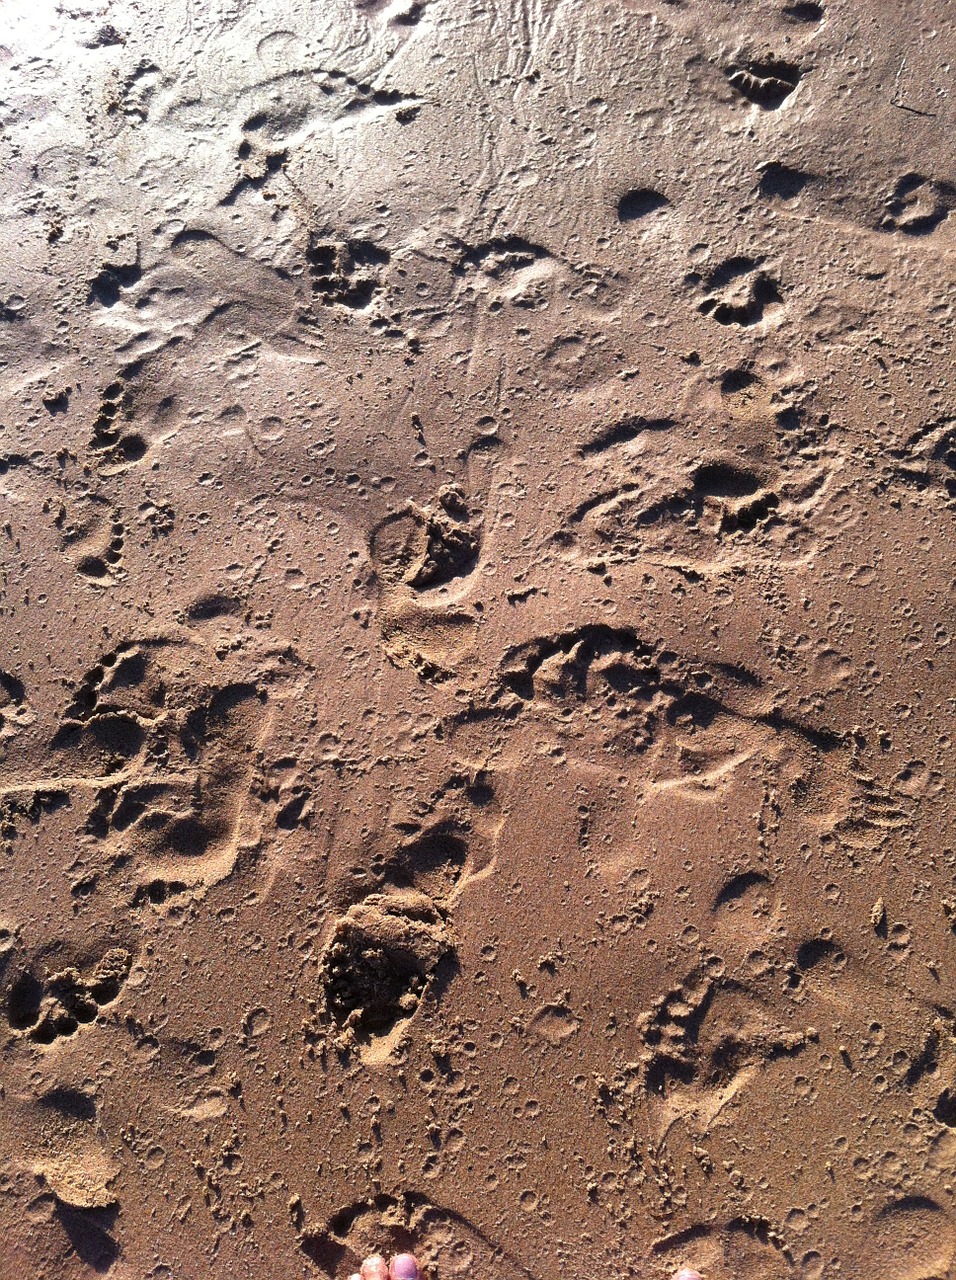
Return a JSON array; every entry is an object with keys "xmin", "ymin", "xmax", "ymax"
[
  {"xmin": 654, "ymin": 1216, "xmax": 791, "ymax": 1279},
  {"xmin": 15, "ymin": 1087, "xmax": 120, "ymax": 1210},
  {"xmin": 872, "ymin": 1196, "xmax": 955, "ymax": 1280},
  {"xmin": 300, "ymin": 1190, "xmax": 539, "ymax": 1280}
]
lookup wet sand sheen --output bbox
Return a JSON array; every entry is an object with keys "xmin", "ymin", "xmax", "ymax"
[{"xmin": 0, "ymin": 0, "xmax": 955, "ymax": 1276}]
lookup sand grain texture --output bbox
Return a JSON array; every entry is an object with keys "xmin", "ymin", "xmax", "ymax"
[{"xmin": 0, "ymin": 0, "xmax": 955, "ymax": 1275}]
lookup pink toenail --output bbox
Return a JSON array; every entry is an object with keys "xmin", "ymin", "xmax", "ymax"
[
  {"xmin": 673, "ymin": 1269, "xmax": 703, "ymax": 1280},
  {"xmin": 389, "ymin": 1253, "xmax": 421, "ymax": 1280},
  {"xmin": 361, "ymin": 1256, "xmax": 389, "ymax": 1280}
]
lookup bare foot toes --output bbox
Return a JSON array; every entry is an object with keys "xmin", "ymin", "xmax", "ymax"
[
  {"xmin": 390, "ymin": 1254, "xmax": 421, "ymax": 1280},
  {"xmin": 361, "ymin": 1256, "xmax": 390, "ymax": 1280}
]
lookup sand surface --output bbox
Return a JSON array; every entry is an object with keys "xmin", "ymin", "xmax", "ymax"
[{"xmin": 1, "ymin": 0, "xmax": 955, "ymax": 1275}]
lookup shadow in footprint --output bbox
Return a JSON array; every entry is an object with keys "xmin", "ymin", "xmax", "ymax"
[
  {"xmin": 55, "ymin": 1203, "xmax": 120, "ymax": 1272},
  {"xmin": 617, "ymin": 188, "xmax": 670, "ymax": 222},
  {"xmin": 726, "ymin": 58, "xmax": 802, "ymax": 108}
]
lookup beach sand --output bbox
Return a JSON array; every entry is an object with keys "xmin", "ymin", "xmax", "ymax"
[{"xmin": 1, "ymin": 0, "xmax": 955, "ymax": 1275}]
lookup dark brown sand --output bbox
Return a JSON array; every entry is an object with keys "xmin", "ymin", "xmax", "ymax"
[{"xmin": 1, "ymin": 0, "xmax": 955, "ymax": 1275}]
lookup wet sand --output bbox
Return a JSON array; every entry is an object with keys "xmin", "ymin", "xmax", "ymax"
[{"xmin": 1, "ymin": 0, "xmax": 956, "ymax": 1276}]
